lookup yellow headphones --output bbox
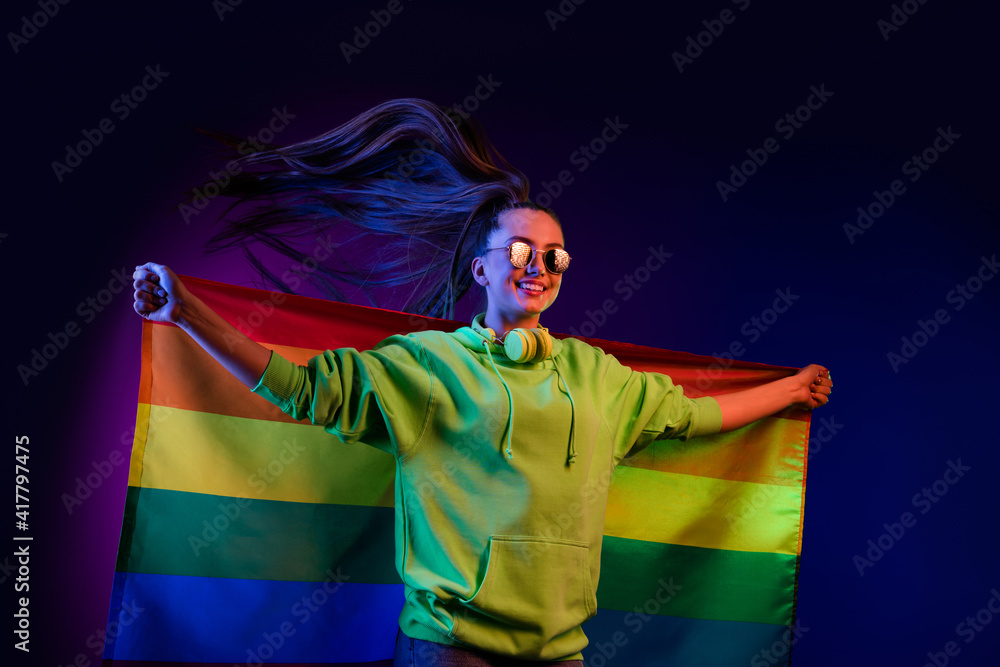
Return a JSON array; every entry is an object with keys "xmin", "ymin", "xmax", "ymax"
[{"xmin": 470, "ymin": 315, "xmax": 553, "ymax": 364}]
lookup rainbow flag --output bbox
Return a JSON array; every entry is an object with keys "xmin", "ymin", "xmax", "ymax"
[{"xmin": 105, "ymin": 276, "xmax": 810, "ymax": 666}]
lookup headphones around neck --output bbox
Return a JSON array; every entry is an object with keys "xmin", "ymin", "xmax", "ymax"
[{"xmin": 470, "ymin": 315, "xmax": 553, "ymax": 364}]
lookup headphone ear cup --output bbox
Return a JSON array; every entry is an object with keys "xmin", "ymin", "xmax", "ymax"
[
  {"xmin": 503, "ymin": 329, "xmax": 534, "ymax": 363},
  {"xmin": 532, "ymin": 327, "xmax": 553, "ymax": 363},
  {"xmin": 523, "ymin": 330, "xmax": 539, "ymax": 361},
  {"xmin": 503, "ymin": 327, "xmax": 552, "ymax": 363}
]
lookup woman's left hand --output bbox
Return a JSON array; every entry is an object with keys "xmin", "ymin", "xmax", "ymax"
[{"xmin": 791, "ymin": 364, "xmax": 832, "ymax": 410}]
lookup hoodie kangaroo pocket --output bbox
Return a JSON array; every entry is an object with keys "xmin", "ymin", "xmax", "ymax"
[{"xmin": 449, "ymin": 534, "xmax": 596, "ymax": 658}]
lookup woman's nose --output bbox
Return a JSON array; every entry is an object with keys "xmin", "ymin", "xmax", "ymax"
[{"xmin": 525, "ymin": 249, "xmax": 546, "ymax": 275}]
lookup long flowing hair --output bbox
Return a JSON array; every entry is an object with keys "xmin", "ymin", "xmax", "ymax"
[{"xmin": 187, "ymin": 98, "xmax": 559, "ymax": 319}]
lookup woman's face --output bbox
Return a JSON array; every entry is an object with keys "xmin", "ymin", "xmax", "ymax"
[{"xmin": 472, "ymin": 208, "xmax": 565, "ymax": 330}]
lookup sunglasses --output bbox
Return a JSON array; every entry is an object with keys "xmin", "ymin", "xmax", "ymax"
[{"xmin": 485, "ymin": 241, "xmax": 572, "ymax": 274}]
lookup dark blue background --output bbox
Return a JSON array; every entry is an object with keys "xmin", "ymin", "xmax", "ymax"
[{"xmin": 6, "ymin": 1, "xmax": 999, "ymax": 665}]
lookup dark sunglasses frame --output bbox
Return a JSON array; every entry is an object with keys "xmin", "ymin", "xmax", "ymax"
[{"xmin": 485, "ymin": 241, "xmax": 572, "ymax": 274}]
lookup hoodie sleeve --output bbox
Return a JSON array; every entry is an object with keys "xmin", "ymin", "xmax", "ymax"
[
  {"xmin": 251, "ymin": 334, "xmax": 433, "ymax": 458},
  {"xmin": 600, "ymin": 351, "xmax": 722, "ymax": 463}
]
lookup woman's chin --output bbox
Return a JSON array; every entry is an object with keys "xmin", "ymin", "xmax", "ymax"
[{"xmin": 521, "ymin": 298, "xmax": 554, "ymax": 316}]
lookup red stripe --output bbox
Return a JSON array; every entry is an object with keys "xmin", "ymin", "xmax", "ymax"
[{"xmin": 163, "ymin": 274, "xmax": 805, "ymax": 420}]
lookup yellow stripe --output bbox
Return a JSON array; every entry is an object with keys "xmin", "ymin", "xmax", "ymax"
[
  {"xmin": 132, "ymin": 404, "xmax": 396, "ymax": 507},
  {"xmin": 133, "ymin": 405, "xmax": 801, "ymax": 555},
  {"xmin": 622, "ymin": 416, "xmax": 807, "ymax": 486},
  {"xmin": 128, "ymin": 402, "xmax": 151, "ymax": 488},
  {"xmin": 605, "ymin": 465, "xmax": 803, "ymax": 555},
  {"xmin": 149, "ymin": 328, "xmax": 807, "ymax": 489}
]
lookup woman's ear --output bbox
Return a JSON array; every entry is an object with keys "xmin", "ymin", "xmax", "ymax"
[{"xmin": 471, "ymin": 256, "xmax": 488, "ymax": 287}]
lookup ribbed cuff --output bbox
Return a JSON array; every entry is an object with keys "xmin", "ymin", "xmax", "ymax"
[
  {"xmin": 251, "ymin": 350, "xmax": 299, "ymax": 409},
  {"xmin": 691, "ymin": 395, "xmax": 724, "ymax": 437}
]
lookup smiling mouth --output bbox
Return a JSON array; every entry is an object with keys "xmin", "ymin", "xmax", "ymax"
[{"xmin": 517, "ymin": 282, "xmax": 546, "ymax": 295}]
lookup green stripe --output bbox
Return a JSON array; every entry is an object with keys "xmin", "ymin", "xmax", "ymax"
[
  {"xmin": 124, "ymin": 487, "xmax": 794, "ymax": 625},
  {"xmin": 122, "ymin": 486, "xmax": 398, "ymax": 583},
  {"xmin": 598, "ymin": 535, "xmax": 796, "ymax": 626},
  {"xmin": 114, "ymin": 481, "xmax": 142, "ymax": 573}
]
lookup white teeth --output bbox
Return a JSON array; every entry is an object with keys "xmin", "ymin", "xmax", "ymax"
[{"xmin": 518, "ymin": 282, "xmax": 543, "ymax": 292}]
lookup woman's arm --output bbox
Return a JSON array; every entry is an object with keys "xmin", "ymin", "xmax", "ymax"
[
  {"xmin": 133, "ymin": 262, "xmax": 272, "ymax": 389},
  {"xmin": 714, "ymin": 364, "xmax": 832, "ymax": 433}
]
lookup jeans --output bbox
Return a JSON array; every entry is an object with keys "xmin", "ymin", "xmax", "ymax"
[{"xmin": 393, "ymin": 628, "xmax": 585, "ymax": 666}]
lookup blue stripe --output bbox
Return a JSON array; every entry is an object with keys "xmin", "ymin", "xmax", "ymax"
[
  {"xmin": 104, "ymin": 570, "xmax": 793, "ymax": 665},
  {"xmin": 104, "ymin": 571, "xmax": 402, "ymax": 663}
]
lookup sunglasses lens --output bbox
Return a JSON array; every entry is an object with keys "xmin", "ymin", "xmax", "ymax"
[
  {"xmin": 544, "ymin": 249, "xmax": 571, "ymax": 274},
  {"xmin": 508, "ymin": 242, "xmax": 532, "ymax": 268},
  {"xmin": 507, "ymin": 242, "xmax": 569, "ymax": 273}
]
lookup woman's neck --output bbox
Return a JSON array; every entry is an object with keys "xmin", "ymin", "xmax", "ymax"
[{"xmin": 483, "ymin": 311, "xmax": 541, "ymax": 338}]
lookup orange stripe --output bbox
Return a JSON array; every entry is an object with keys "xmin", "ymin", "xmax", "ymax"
[
  {"xmin": 149, "ymin": 325, "xmax": 306, "ymax": 424},
  {"xmin": 138, "ymin": 319, "xmax": 153, "ymax": 405},
  {"xmin": 128, "ymin": 321, "xmax": 155, "ymax": 488},
  {"xmin": 151, "ymin": 325, "xmax": 806, "ymax": 487},
  {"xmin": 621, "ymin": 416, "xmax": 808, "ymax": 487}
]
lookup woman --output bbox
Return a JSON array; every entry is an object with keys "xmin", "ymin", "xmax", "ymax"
[{"xmin": 133, "ymin": 99, "xmax": 832, "ymax": 666}]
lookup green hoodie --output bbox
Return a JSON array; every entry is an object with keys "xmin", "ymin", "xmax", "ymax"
[{"xmin": 251, "ymin": 314, "xmax": 722, "ymax": 662}]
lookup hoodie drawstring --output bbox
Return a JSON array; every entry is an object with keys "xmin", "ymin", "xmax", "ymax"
[
  {"xmin": 551, "ymin": 354, "xmax": 577, "ymax": 465},
  {"xmin": 477, "ymin": 333, "xmax": 577, "ymax": 466},
  {"xmin": 481, "ymin": 340, "xmax": 515, "ymax": 460}
]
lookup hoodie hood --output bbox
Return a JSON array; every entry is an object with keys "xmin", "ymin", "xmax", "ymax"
[{"xmin": 453, "ymin": 314, "xmax": 576, "ymax": 465}]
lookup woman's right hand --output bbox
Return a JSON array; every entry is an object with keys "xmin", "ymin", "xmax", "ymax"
[
  {"xmin": 133, "ymin": 262, "xmax": 190, "ymax": 325},
  {"xmin": 132, "ymin": 262, "xmax": 271, "ymax": 388}
]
